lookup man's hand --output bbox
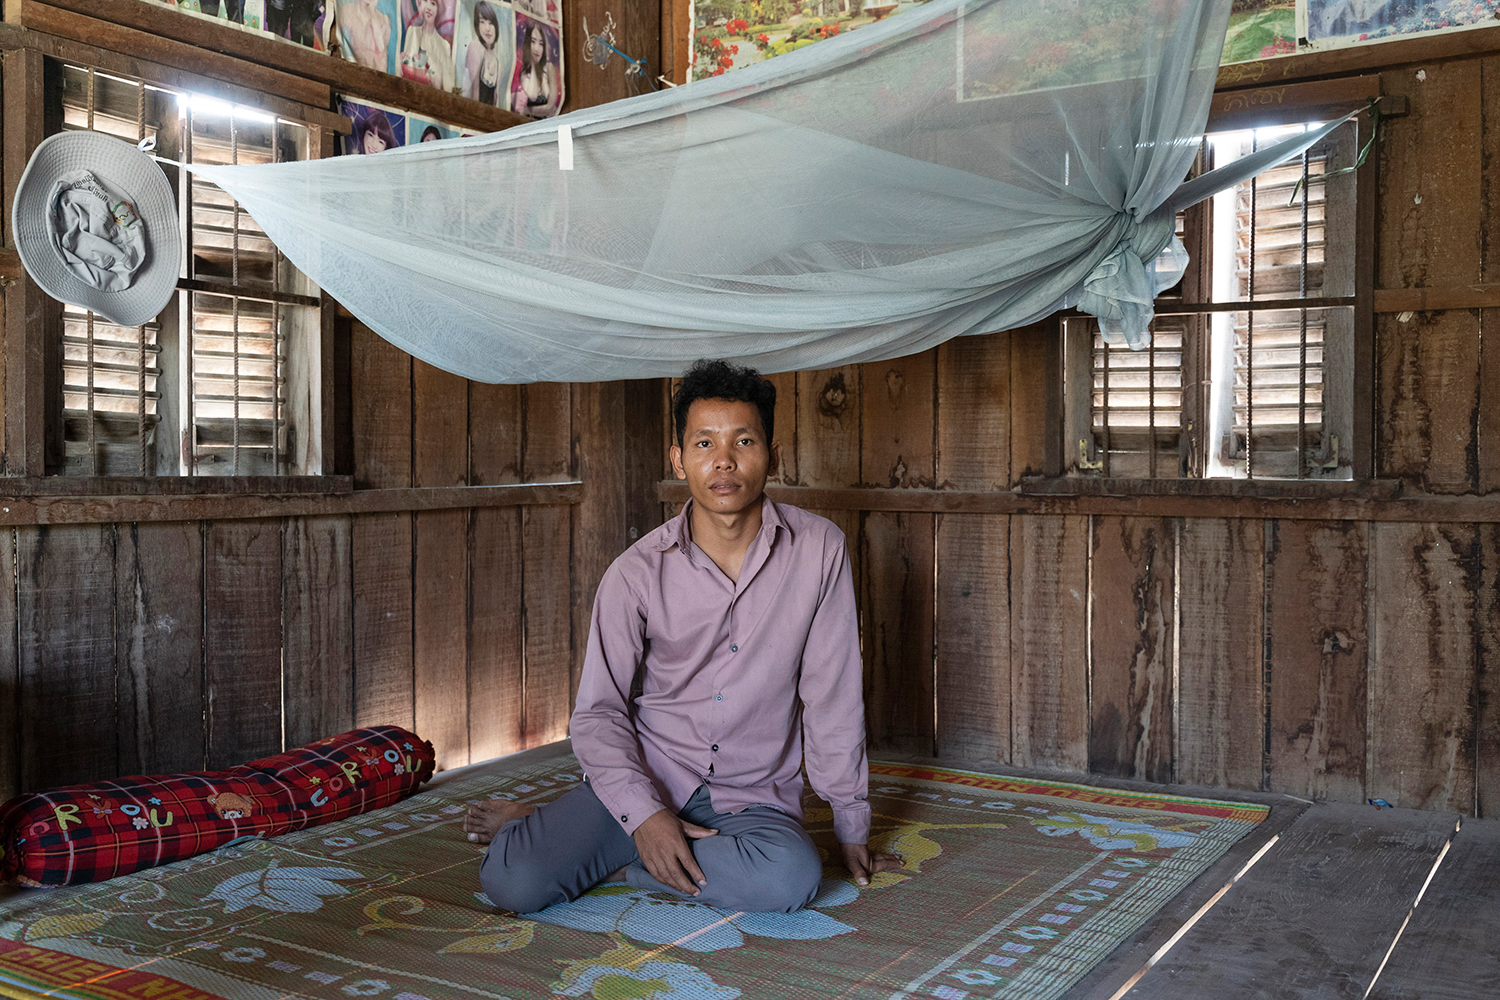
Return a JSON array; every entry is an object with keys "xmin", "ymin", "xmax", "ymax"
[
  {"xmin": 632, "ymin": 809, "xmax": 718, "ymax": 896},
  {"xmin": 840, "ymin": 842, "xmax": 905, "ymax": 887}
]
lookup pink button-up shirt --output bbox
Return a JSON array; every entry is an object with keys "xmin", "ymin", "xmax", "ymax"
[{"xmin": 570, "ymin": 496, "xmax": 871, "ymax": 846}]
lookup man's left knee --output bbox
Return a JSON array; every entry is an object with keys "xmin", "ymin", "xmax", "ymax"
[{"xmin": 734, "ymin": 826, "xmax": 823, "ymax": 912}]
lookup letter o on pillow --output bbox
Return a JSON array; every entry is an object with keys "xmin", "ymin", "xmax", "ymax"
[{"xmin": 0, "ymin": 726, "xmax": 435, "ymax": 887}]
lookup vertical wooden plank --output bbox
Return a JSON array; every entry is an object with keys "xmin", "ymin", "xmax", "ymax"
[
  {"xmin": 1478, "ymin": 523, "xmax": 1500, "ymax": 819},
  {"xmin": 17, "ymin": 525, "xmax": 114, "ymax": 790},
  {"xmin": 524, "ymin": 383, "xmax": 573, "ymax": 746},
  {"xmin": 524, "ymin": 504, "xmax": 573, "ymax": 748},
  {"xmin": 524, "ymin": 383, "xmax": 573, "ymax": 482},
  {"xmin": 1479, "ymin": 311, "xmax": 1500, "ymax": 495},
  {"xmin": 1377, "ymin": 311, "xmax": 1481, "ymax": 493},
  {"xmin": 1008, "ymin": 322, "xmax": 1052, "ymax": 485},
  {"xmin": 622, "ymin": 379, "xmax": 668, "ymax": 544},
  {"xmin": 469, "ymin": 507, "xmax": 524, "ymax": 762},
  {"xmin": 283, "ymin": 515, "xmax": 354, "ymax": 748},
  {"xmin": 0, "ymin": 529, "xmax": 15, "ymax": 801},
  {"xmin": 1378, "ymin": 60, "xmax": 1482, "ymax": 291},
  {"xmin": 1177, "ymin": 518, "xmax": 1265, "ymax": 790},
  {"xmin": 349, "ymin": 321, "xmax": 414, "ymax": 733},
  {"xmin": 860, "ymin": 512, "xmax": 935, "ymax": 753},
  {"xmin": 116, "ymin": 521, "xmax": 204, "ymax": 776},
  {"xmin": 352, "ymin": 512, "xmax": 414, "ymax": 730},
  {"xmin": 1010, "ymin": 514, "xmax": 1089, "ymax": 771},
  {"xmin": 859, "ymin": 352, "xmax": 935, "ymax": 753},
  {"xmin": 3, "ymin": 50, "xmax": 53, "ymax": 476},
  {"xmin": 1089, "ymin": 515, "xmax": 1176, "ymax": 783},
  {"xmin": 934, "ymin": 515, "xmax": 1009, "ymax": 763},
  {"xmin": 349, "ymin": 322, "xmax": 412, "ymax": 491},
  {"xmin": 796, "ymin": 366, "xmax": 860, "ymax": 489},
  {"xmin": 468, "ymin": 382, "xmax": 525, "ymax": 762},
  {"xmin": 762, "ymin": 371, "xmax": 798, "ymax": 486},
  {"xmin": 935, "ymin": 333, "xmax": 1011, "ymax": 763},
  {"xmin": 413, "ymin": 361, "xmax": 469, "ymax": 770},
  {"xmin": 573, "ymin": 382, "xmax": 628, "ymax": 705},
  {"xmin": 1266, "ymin": 519, "xmax": 1368, "ymax": 803},
  {"xmin": 468, "ymin": 382, "xmax": 524, "ymax": 486},
  {"xmin": 860, "ymin": 351, "xmax": 935, "ymax": 489},
  {"xmin": 204, "ymin": 519, "xmax": 283, "ymax": 770},
  {"xmin": 1368, "ymin": 522, "xmax": 1478, "ymax": 814}
]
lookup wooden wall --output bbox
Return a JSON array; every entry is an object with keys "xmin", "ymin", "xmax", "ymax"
[
  {"xmin": 663, "ymin": 50, "xmax": 1500, "ymax": 818},
  {"xmin": 0, "ymin": 320, "xmax": 664, "ymax": 799},
  {"xmin": 0, "ymin": 0, "xmax": 669, "ymax": 801}
]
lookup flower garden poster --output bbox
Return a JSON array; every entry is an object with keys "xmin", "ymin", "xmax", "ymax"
[{"xmin": 689, "ymin": 0, "xmax": 936, "ymax": 80}]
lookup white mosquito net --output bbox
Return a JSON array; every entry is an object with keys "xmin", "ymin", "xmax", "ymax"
[{"xmin": 191, "ymin": 0, "xmax": 1349, "ymax": 384}]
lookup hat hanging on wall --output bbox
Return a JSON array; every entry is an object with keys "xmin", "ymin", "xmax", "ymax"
[{"xmin": 11, "ymin": 130, "xmax": 181, "ymax": 328}]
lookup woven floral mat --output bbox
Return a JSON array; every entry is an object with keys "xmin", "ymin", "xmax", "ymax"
[{"xmin": 0, "ymin": 753, "xmax": 1267, "ymax": 1000}]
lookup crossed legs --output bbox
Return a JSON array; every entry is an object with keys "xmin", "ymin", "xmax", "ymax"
[{"xmin": 471, "ymin": 782, "xmax": 823, "ymax": 914}]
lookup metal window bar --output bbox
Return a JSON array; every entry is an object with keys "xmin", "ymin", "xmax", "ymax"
[
  {"xmin": 1231, "ymin": 132, "xmax": 1328, "ymax": 480},
  {"xmin": 1090, "ymin": 319, "xmax": 1185, "ymax": 479},
  {"xmin": 1246, "ymin": 134, "xmax": 1257, "ymax": 480}
]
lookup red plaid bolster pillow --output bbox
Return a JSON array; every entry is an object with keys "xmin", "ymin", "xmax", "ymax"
[{"xmin": 0, "ymin": 726, "xmax": 435, "ymax": 887}]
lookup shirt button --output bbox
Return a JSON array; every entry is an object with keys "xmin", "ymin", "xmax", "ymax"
[
  {"xmin": 716, "ymin": 694, "xmax": 723, "ymax": 701},
  {"xmin": 730, "ymin": 644, "xmax": 738, "ymax": 652},
  {"xmin": 711, "ymin": 744, "xmax": 719, "ymax": 752},
  {"xmin": 620, "ymin": 815, "xmax": 628, "ymax": 823}
]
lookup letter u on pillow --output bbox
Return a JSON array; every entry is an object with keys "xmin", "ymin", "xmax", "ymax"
[{"xmin": 0, "ymin": 726, "xmax": 435, "ymax": 887}]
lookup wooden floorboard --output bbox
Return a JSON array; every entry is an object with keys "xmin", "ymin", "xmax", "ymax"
[
  {"xmin": 1123, "ymin": 803, "xmax": 1459, "ymax": 1000},
  {"xmin": 1368, "ymin": 818, "xmax": 1500, "ymax": 1000}
]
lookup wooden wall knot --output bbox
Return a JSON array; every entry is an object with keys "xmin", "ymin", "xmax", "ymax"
[
  {"xmin": 817, "ymin": 374, "xmax": 850, "ymax": 419},
  {"xmin": 1322, "ymin": 629, "xmax": 1354, "ymax": 655}
]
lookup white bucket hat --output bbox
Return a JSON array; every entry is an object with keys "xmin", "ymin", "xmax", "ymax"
[{"xmin": 11, "ymin": 130, "xmax": 181, "ymax": 327}]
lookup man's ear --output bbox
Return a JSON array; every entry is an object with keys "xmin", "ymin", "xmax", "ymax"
[
  {"xmin": 769, "ymin": 440, "xmax": 782, "ymax": 478},
  {"xmin": 669, "ymin": 444, "xmax": 686, "ymax": 480}
]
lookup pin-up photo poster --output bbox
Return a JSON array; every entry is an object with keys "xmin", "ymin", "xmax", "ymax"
[
  {"xmin": 457, "ymin": 0, "xmax": 517, "ymax": 106},
  {"xmin": 341, "ymin": 99, "xmax": 407, "ymax": 155},
  {"xmin": 336, "ymin": 0, "xmax": 399, "ymax": 73},
  {"xmin": 510, "ymin": 13, "xmax": 562, "ymax": 117},
  {"xmin": 409, "ymin": 115, "xmax": 462, "ymax": 141},
  {"xmin": 399, "ymin": 0, "xmax": 458, "ymax": 90}
]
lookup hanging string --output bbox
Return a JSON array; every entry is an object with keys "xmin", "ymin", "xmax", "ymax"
[{"xmin": 271, "ymin": 118, "xmax": 282, "ymax": 476}]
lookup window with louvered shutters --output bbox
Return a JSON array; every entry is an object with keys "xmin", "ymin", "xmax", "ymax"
[
  {"xmin": 1064, "ymin": 119, "xmax": 1358, "ymax": 481},
  {"xmin": 57, "ymin": 65, "xmax": 323, "ymax": 477}
]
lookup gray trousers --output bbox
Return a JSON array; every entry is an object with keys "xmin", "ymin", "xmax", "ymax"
[{"xmin": 479, "ymin": 782, "xmax": 823, "ymax": 914}]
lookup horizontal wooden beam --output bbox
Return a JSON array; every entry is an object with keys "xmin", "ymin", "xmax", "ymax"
[
  {"xmin": 657, "ymin": 480, "xmax": 1500, "ymax": 525},
  {"xmin": 0, "ymin": 481, "xmax": 583, "ymax": 524},
  {"xmin": 25, "ymin": 0, "xmax": 530, "ymax": 135},
  {"xmin": 1218, "ymin": 21, "xmax": 1500, "ymax": 91},
  {"xmin": 1374, "ymin": 285, "xmax": 1500, "ymax": 313},
  {"xmin": 1207, "ymin": 76, "xmax": 1383, "ymax": 132},
  {"xmin": 1, "ymin": 1, "xmax": 331, "ymax": 112},
  {"xmin": 0, "ymin": 23, "xmax": 346, "ymax": 131}
]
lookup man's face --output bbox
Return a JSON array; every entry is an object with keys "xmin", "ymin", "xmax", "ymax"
[{"xmin": 670, "ymin": 398, "xmax": 778, "ymax": 518}]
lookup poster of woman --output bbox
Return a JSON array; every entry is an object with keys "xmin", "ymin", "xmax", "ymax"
[
  {"xmin": 400, "ymin": 0, "xmax": 457, "ymax": 90},
  {"xmin": 340, "ymin": 100, "xmax": 407, "ymax": 154},
  {"xmin": 410, "ymin": 116, "xmax": 460, "ymax": 141},
  {"xmin": 510, "ymin": 14, "xmax": 560, "ymax": 117},
  {"xmin": 457, "ymin": 0, "xmax": 515, "ymax": 106},
  {"xmin": 337, "ymin": 0, "xmax": 397, "ymax": 72}
]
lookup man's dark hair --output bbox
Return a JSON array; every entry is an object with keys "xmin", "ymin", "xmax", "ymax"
[{"xmin": 673, "ymin": 359, "xmax": 777, "ymax": 449}]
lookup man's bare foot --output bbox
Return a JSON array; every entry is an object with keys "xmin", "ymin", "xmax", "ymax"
[{"xmin": 463, "ymin": 799, "xmax": 536, "ymax": 845}]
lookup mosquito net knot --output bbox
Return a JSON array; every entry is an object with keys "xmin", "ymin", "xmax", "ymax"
[{"xmin": 1076, "ymin": 206, "xmax": 1185, "ymax": 351}]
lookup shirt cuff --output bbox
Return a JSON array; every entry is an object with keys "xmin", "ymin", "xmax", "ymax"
[
  {"xmin": 832, "ymin": 802, "xmax": 871, "ymax": 846},
  {"xmin": 589, "ymin": 777, "xmax": 668, "ymax": 837}
]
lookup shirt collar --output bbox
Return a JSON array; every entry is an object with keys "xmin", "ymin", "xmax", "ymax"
[{"xmin": 651, "ymin": 494, "xmax": 788, "ymax": 561}]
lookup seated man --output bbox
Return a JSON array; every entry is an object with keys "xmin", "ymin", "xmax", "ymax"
[{"xmin": 464, "ymin": 359, "xmax": 902, "ymax": 913}]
